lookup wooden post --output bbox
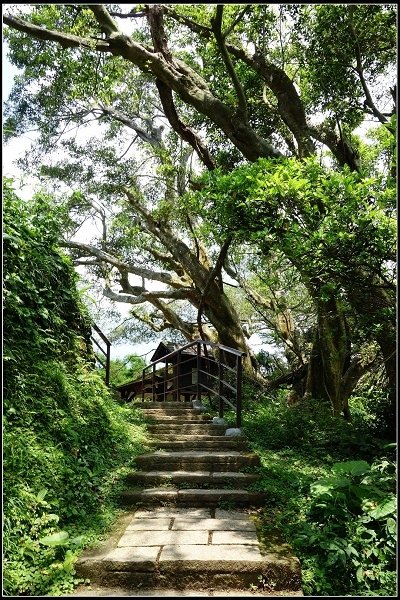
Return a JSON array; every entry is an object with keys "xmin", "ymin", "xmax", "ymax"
[
  {"xmin": 152, "ymin": 364, "xmax": 156, "ymax": 403},
  {"xmin": 164, "ymin": 359, "xmax": 168, "ymax": 403},
  {"xmin": 218, "ymin": 352, "xmax": 224, "ymax": 419},
  {"xmin": 236, "ymin": 355, "xmax": 242, "ymax": 428},
  {"xmin": 197, "ymin": 341, "xmax": 201, "ymax": 404},
  {"xmin": 176, "ymin": 350, "xmax": 181, "ymax": 402}
]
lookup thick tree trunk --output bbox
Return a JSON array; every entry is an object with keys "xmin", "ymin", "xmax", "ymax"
[
  {"xmin": 305, "ymin": 295, "xmax": 350, "ymax": 417},
  {"xmin": 125, "ymin": 191, "xmax": 259, "ymax": 376}
]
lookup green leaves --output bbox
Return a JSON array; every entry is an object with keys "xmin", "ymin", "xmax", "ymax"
[
  {"xmin": 367, "ymin": 498, "xmax": 396, "ymax": 520},
  {"xmin": 293, "ymin": 5, "xmax": 395, "ymax": 126},
  {"xmin": 39, "ymin": 531, "xmax": 69, "ymax": 547},
  {"xmin": 332, "ymin": 460, "xmax": 370, "ymax": 477},
  {"xmin": 3, "ymin": 179, "xmax": 151, "ymax": 596},
  {"xmin": 293, "ymin": 452, "xmax": 397, "ymax": 596},
  {"xmin": 310, "ymin": 476, "xmax": 349, "ymax": 496}
]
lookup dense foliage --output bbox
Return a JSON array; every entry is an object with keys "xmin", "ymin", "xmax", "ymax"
[
  {"xmin": 241, "ymin": 388, "xmax": 396, "ymax": 596},
  {"xmin": 188, "ymin": 155, "xmax": 396, "ymax": 427},
  {"xmin": 3, "ymin": 179, "xmax": 149, "ymax": 596},
  {"xmin": 2, "ymin": 5, "xmax": 396, "ymax": 393}
]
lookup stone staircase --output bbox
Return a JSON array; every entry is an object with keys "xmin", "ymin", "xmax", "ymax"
[
  {"xmin": 119, "ymin": 401, "xmax": 265, "ymax": 508},
  {"xmin": 74, "ymin": 401, "xmax": 302, "ymax": 596}
]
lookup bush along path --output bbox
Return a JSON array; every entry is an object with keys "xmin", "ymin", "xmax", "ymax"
[{"xmin": 73, "ymin": 401, "xmax": 302, "ymax": 596}]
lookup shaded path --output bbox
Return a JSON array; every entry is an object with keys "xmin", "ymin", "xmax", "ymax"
[{"xmin": 70, "ymin": 401, "xmax": 302, "ymax": 596}]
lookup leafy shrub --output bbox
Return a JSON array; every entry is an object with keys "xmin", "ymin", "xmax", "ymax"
[
  {"xmin": 241, "ymin": 385, "xmax": 396, "ymax": 596},
  {"xmin": 98, "ymin": 354, "xmax": 146, "ymax": 388},
  {"xmin": 243, "ymin": 393, "xmax": 381, "ymax": 460},
  {"xmin": 292, "ymin": 456, "xmax": 396, "ymax": 596}
]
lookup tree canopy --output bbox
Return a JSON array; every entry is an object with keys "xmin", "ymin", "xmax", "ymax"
[{"xmin": 3, "ymin": 3, "xmax": 397, "ymax": 425}]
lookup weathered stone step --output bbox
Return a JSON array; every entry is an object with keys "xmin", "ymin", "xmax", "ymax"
[
  {"xmin": 77, "ymin": 542, "xmax": 300, "ymax": 592},
  {"xmin": 125, "ymin": 470, "xmax": 259, "ymax": 488},
  {"xmin": 150, "ymin": 433, "xmax": 248, "ymax": 450},
  {"xmin": 69, "ymin": 584, "xmax": 303, "ymax": 596},
  {"xmin": 147, "ymin": 424, "xmax": 227, "ymax": 435},
  {"xmin": 152, "ymin": 434, "xmax": 241, "ymax": 441},
  {"xmin": 119, "ymin": 487, "xmax": 267, "ymax": 507},
  {"xmin": 135, "ymin": 451, "xmax": 260, "ymax": 472},
  {"xmin": 75, "ymin": 507, "xmax": 302, "ymax": 595},
  {"xmin": 141, "ymin": 408, "xmax": 208, "ymax": 417},
  {"xmin": 151, "ymin": 439, "xmax": 248, "ymax": 451},
  {"xmin": 132, "ymin": 402, "xmax": 194, "ymax": 409},
  {"xmin": 146, "ymin": 416, "xmax": 212, "ymax": 424}
]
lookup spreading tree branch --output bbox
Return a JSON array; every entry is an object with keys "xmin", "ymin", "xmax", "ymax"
[
  {"xmin": 3, "ymin": 9, "xmax": 282, "ymax": 161},
  {"xmin": 62, "ymin": 240, "xmax": 188, "ymax": 288},
  {"xmin": 309, "ymin": 122, "xmax": 361, "ymax": 172},
  {"xmin": 3, "ymin": 13, "xmax": 110, "ymax": 50},
  {"xmin": 90, "ymin": 5, "xmax": 120, "ymax": 35},
  {"xmin": 98, "ymin": 103, "xmax": 163, "ymax": 146},
  {"xmin": 348, "ymin": 6, "xmax": 387, "ymax": 125},
  {"xmin": 103, "ymin": 284, "xmax": 191, "ymax": 305},
  {"xmin": 211, "ymin": 6, "xmax": 248, "ymax": 123},
  {"xmin": 226, "ymin": 43, "xmax": 314, "ymax": 157},
  {"xmin": 162, "ymin": 6, "xmax": 212, "ymax": 38}
]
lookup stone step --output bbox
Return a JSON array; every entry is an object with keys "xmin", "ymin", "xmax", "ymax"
[
  {"xmin": 119, "ymin": 487, "xmax": 267, "ymax": 508},
  {"xmin": 125, "ymin": 470, "xmax": 260, "ymax": 488},
  {"xmin": 75, "ymin": 508, "xmax": 301, "ymax": 592},
  {"xmin": 141, "ymin": 408, "xmax": 208, "ymax": 417},
  {"xmin": 132, "ymin": 402, "xmax": 194, "ymax": 409},
  {"xmin": 147, "ymin": 424, "xmax": 227, "ymax": 435},
  {"xmin": 151, "ymin": 439, "xmax": 248, "ymax": 451},
  {"xmin": 152, "ymin": 434, "xmax": 241, "ymax": 441},
  {"xmin": 135, "ymin": 451, "xmax": 260, "ymax": 472},
  {"xmin": 69, "ymin": 584, "xmax": 304, "ymax": 596},
  {"xmin": 146, "ymin": 416, "xmax": 212, "ymax": 424}
]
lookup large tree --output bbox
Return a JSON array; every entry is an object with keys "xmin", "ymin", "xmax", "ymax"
[{"xmin": 3, "ymin": 4, "xmax": 396, "ymax": 419}]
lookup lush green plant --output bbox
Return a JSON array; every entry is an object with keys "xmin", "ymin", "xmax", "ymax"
[
  {"xmin": 3, "ymin": 180, "xmax": 150, "ymax": 596},
  {"xmin": 98, "ymin": 354, "xmax": 146, "ymax": 388},
  {"xmin": 240, "ymin": 382, "xmax": 396, "ymax": 596},
  {"xmin": 292, "ymin": 455, "xmax": 396, "ymax": 596},
  {"xmin": 243, "ymin": 393, "xmax": 381, "ymax": 461}
]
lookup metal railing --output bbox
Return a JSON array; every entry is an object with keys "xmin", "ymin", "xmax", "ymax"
[
  {"xmin": 141, "ymin": 339, "xmax": 246, "ymax": 427},
  {"xmin": 91, "ymin": 323, "xmax": 111, "ymax": 386}
]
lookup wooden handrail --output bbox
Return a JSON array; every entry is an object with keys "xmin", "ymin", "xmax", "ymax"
[{"xmin": 141, "ymin": 339, "xmax": 246, "ymax": 428}]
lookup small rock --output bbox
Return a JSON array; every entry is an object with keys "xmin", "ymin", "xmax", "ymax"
[
  {"xmin": 192, "ymin": 400, "xmax": 207, "ymax": 411},
  {"xmin": 225, "ymin": 428, "xmax": 242, "ymax": 437},
  {"xmin": 212, "ymin": 416, "xmax": 225, "ymax": 424}
]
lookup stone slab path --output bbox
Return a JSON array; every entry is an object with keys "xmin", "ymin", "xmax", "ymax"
[
  {"xmin": 70, "ymin": 401, "xmax": 302, "ymax": 596},
  {"xmin": 73, "ymin": 506, "xmax": 302, "ymax": 596}
]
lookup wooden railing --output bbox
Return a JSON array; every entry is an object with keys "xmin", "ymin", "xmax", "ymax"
[
  {"xmin": 141, "ymin": 339, "xmax": 246, "ymax": 428},
  {"xmin": 91, "ymin": 323, "xmax": 111, "ymax": 386}
]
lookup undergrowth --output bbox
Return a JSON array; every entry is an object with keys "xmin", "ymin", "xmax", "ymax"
[
  {"xmin": 242, "ymin": 391, "xmax": 397, "ymax": 596},
  {"xmin": 3, "ymin": 182, "xmax": 150, "ymax": 596}
]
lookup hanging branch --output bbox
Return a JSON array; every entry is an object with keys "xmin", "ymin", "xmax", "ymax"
[
  {"xmin": 145, "ymin": 5, "xmax": 215, "ymax": 169},
  {"xmin": 348, "ymin": 6, "xmax": 387, "ymax": 125},
  {"xmin": 211, "ymin": 6, "xmax": 248, "ymax": 123},
  {"xmin": 155, "ymin": 79, "xmax": 215, "ymax": 170}
]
